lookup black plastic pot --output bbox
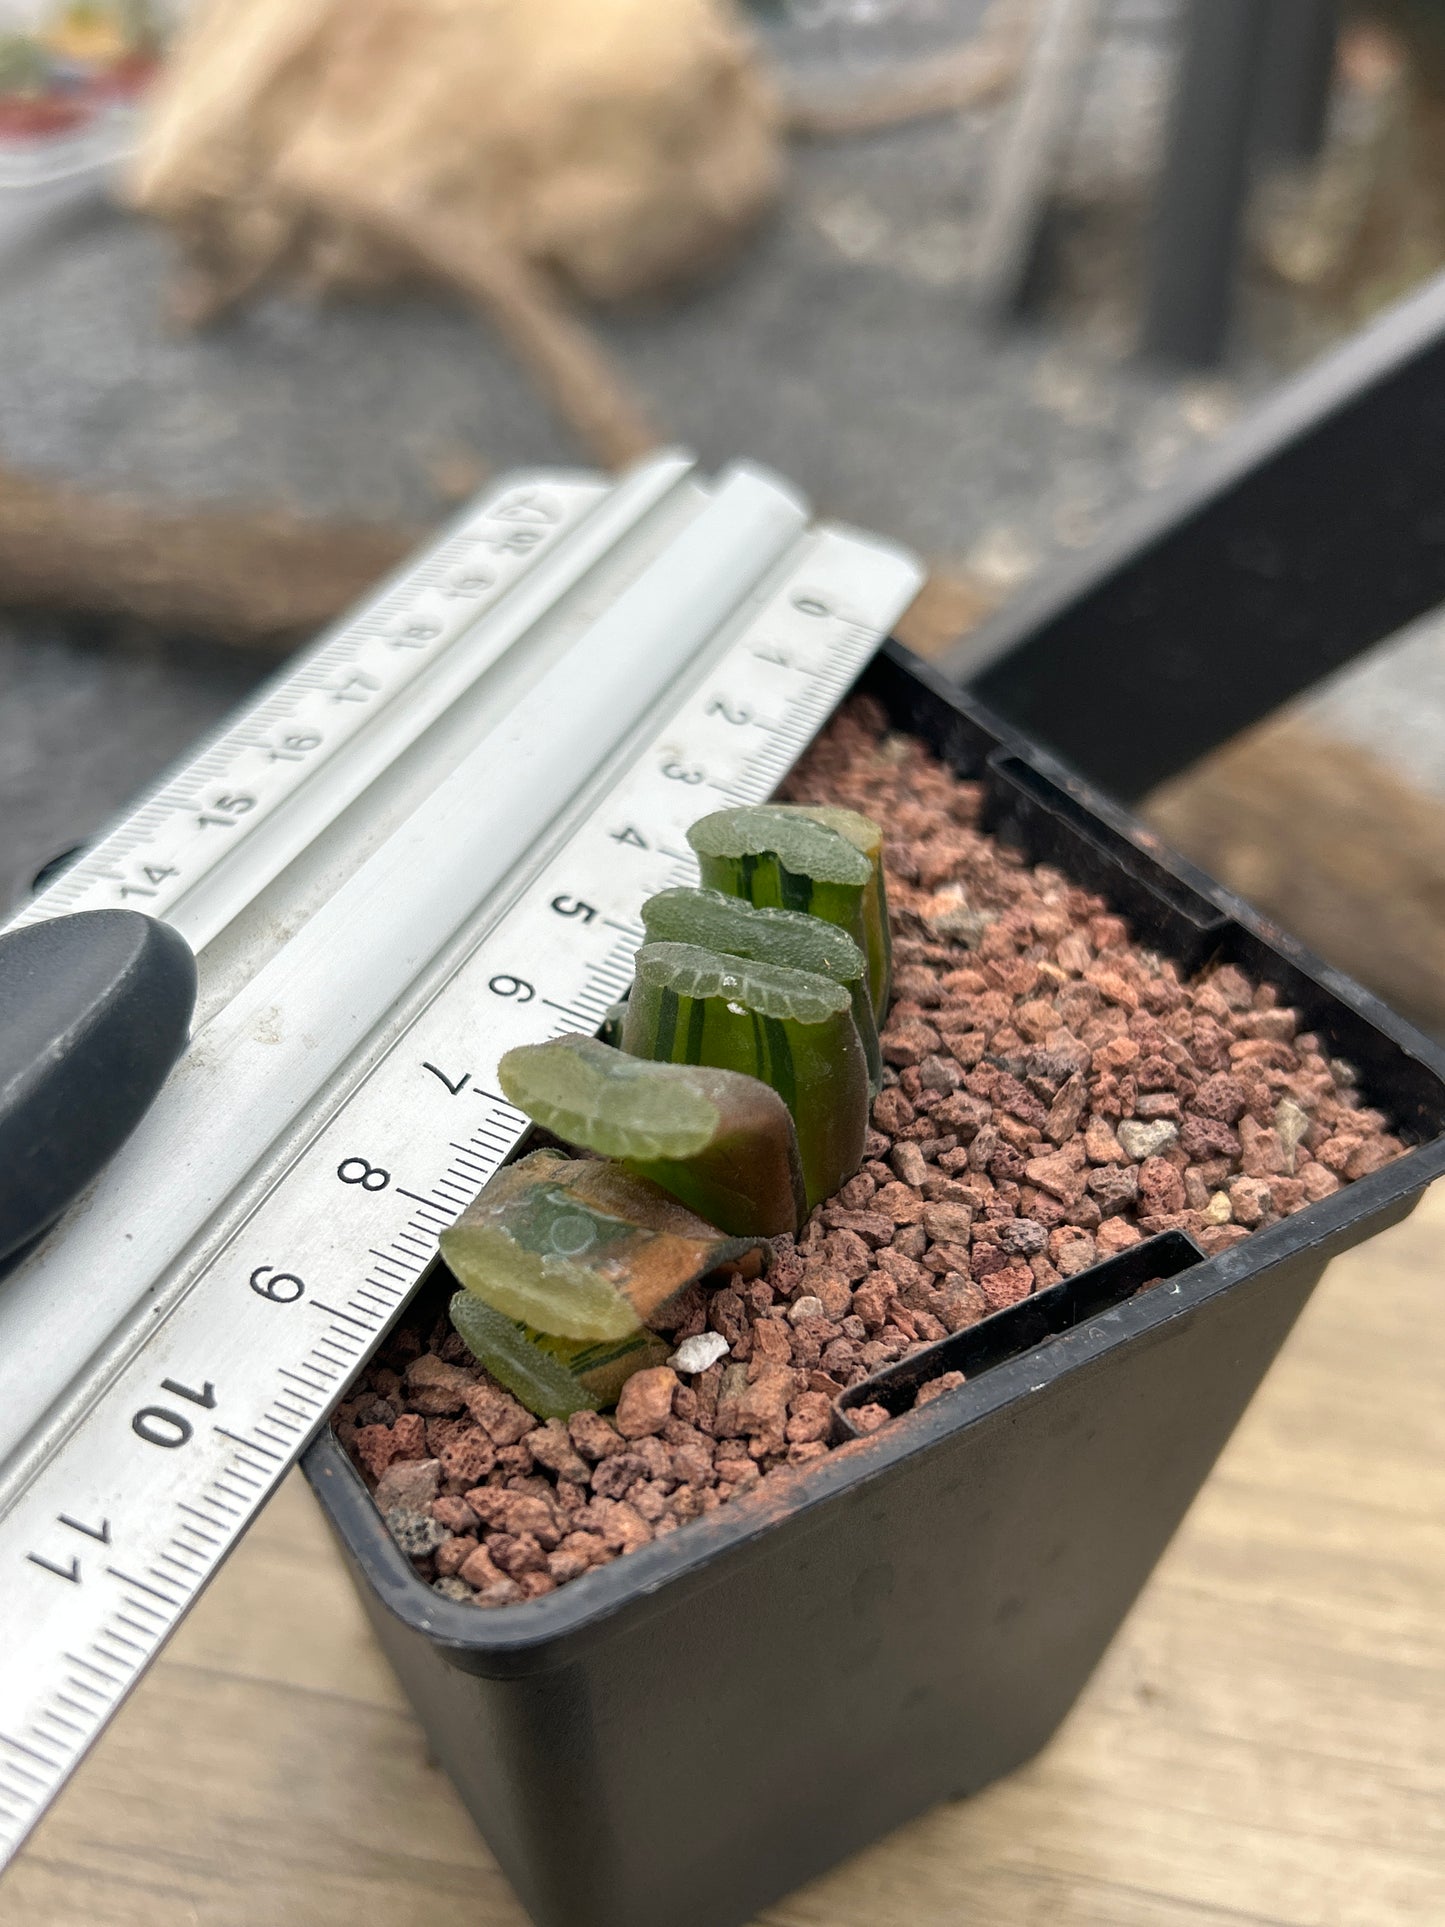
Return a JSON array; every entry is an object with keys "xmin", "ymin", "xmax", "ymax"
[{"xmin": 303, "ymin": 642, "xmax": 1445, "ymax": 1927}]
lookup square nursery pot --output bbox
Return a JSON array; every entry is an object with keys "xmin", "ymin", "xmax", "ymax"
[{"xmin": 303, "ymin": 642, "xmax": 1445, "ymax": 1927}]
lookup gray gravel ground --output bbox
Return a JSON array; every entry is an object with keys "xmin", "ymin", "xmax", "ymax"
[{"xmin": 2, "ymin": 0, "xmax": 1444, "ymax": 914}]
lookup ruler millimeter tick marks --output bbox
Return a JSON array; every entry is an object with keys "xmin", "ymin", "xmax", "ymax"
[
  {"xmin": 7, "ymin": 462, "xmax": 626, "ymax": 948},
  {"xmin": 0, "ymin": 452, "xmax": 922, "ymax": 1869}
]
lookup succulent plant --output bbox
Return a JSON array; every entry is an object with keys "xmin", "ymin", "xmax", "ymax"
[
  {"xmin": 621, "ymin": 940, "xmax": 868, "ymax": 1210},
  {"xmin": 598, "ymin": 997, "xmax": 630, "ymax": 1049},
  {"xmin": 443, "ymin": 792, "xmax": 894, "ymax": 1418},
  {"xmin": 685, "ymin": 804, "xmax": 890, "ymax": 1019},
  {"xmin": 449, "ymin": 1292, "xmax": 662, "ymax": 1419},
  {"xmin": 785, "ymin": 804, "xmax": 892, "ymax": 1020},
  {"xmin": 639, "ymin": 883, "xmax": 880, "ymax": 1091},
  {"xmin": 442, "ymin": 1148, "xmax": 765, "ymax": 1336},
  {"xmin": 498, "ymin": 1034, "xmax": 805, "ymax": 1236},
  {"xmin": 441, "ymin": 1149, "xmax": 767, "ymax": 1416}
]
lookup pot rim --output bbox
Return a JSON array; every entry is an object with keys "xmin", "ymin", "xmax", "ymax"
[{"xmin": 304, "ymin": 647, "xmax": 1445, "ymax": 1669}]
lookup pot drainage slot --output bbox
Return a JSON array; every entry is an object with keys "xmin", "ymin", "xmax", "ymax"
[
  {"xmin": 983, "ymin": 754, "xmax": 1233, "ymax": 973},
  {"xmin": 833, "ymin": 1230, "xmax": 1204, "ymax": 1436}
]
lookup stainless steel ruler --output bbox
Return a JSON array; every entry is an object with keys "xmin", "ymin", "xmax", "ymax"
[{"xmin": 0, "ymin": 450, "xmax": 922, "ymax": 1868}]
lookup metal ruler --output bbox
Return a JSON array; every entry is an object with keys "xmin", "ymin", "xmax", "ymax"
[{"xmin": 0, "ymin": 451, "xmax": 922, "ymax": 1868}]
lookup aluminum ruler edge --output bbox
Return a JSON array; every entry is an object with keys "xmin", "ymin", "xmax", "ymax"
[
  {"xmin": 181, "ymin": 458, "xmax": 714, "ymax": 1035},
  {"xmin": 9, "ymin": 452, "xmax": 689, "ymax": 959},
  {"xmin": 0, "ymin": 458, "xmax": 806, "ymax": 1481},
  {"xmin": 0, "ymin": 462, "xmax": 923, "ymax": 1866}
]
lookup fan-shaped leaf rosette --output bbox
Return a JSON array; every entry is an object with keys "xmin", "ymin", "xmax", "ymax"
[
  {"xmin": 498, "ymin": 1034, "xmax": 806, "ymax": 1236},
  {"xmin": 685, "ymin": 804, "xmax": 890, "ymax": 1019},
  {"xmin": 640, "ymin": 884, "xmax": 880, "ymax": 1091},
  {"xmin": 621, "ymin": 940, "xmax": 868, "ymax": 1211}
]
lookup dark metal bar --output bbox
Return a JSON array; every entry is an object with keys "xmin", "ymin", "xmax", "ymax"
[
  {"xmin": 1253, "ymin": 0, "xmax": 1340, "ymax": 164},
  {"xmin": 944, "ymin": 270, "xmax": 1445, "ymax": 801},
  {"xmin": 1142, "ymin": 0, "xmax": 1272, "ymax": 367}
]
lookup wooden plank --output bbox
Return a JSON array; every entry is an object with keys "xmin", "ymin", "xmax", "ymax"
[{"xmin": 7, "ymin": 1181, "xmax": 1444, "ymax": 1927}]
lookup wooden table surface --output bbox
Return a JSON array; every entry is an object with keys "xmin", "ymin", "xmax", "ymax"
[{"xmin": 6, "ymin": 1181, "xmax": 1443, "ymax": 1927}]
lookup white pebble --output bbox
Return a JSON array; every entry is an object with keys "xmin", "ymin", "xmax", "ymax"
[
  {"xmin": 1275, "ymin": 1097, "xmax": 1311, "ymax": 1169},
  {"xmin": 1117, "ymin": 1118, "xmax": 1178, "ymax": 1162},
  {"xmin": 669, "ymin": 1331, "xmax": 730, "ymax": 1375},
  {"xmin": 787, "ymin": 1294, "xmax": 825, "ymax": 1326}
]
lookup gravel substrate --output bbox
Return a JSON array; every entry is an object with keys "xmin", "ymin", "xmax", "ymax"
[{"xmin": 335, "ymin": 699, "xmax": 1405, "ymax": 1608}]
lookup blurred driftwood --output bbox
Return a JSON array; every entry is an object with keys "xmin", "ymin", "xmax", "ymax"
[
  {"xmin": 130, "ymin": 0, "xmax": 783, "ymax": 310},
  {"xmin": 321, "ymin": 193, "xmax": 661, "ymax": 473},
  {"xmin": 1146, "ymin": 713, "xmax": 1445, "ymax": 1037},
  {"xmin": 0, "ymin": 465, "xmax": 414, "ymax": 650},
  {"xmin": 0, "ymin": 474, "xmax": 994, "ymax": 655},
  {"xmin": 127, "ymin": 0, "xmax": 1033, "ymax": 469},
  {"xmin": 128, "ymin": 0, "xmax": 781, "ymax": 468},
  {"xmin": 784, "ymin": 0, "xmax": 1029, "ymax": 141}
]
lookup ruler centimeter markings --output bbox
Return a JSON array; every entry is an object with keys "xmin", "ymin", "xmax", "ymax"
[
  {"xmin": 0, "ymin": 464, "xmax": 921, "ymax": 1867},
  {"xmin": 9, "ymin": 468, "xmax": 615, "ymax": 937}
]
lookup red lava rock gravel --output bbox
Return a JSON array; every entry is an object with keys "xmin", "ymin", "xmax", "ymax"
[{"xmin": 335, "ymin": 699, "xmax": 1405, "ymax": 1607}]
